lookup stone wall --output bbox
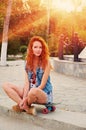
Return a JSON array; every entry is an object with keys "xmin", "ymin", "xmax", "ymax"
[{"xmin": 53, "ymin": 58, "xmax": 86, "ymax": 79}]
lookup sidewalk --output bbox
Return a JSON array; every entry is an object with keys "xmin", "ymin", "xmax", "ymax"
[{"xmin": 0, "ymin": 60, "xmax": 86, "ymax": 130}]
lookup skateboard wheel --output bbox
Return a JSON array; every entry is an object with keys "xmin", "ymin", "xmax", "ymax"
[
  {"xmin": 42, "ymin": 108, "xmax": 49, "ymax": 114},
  {"xmin": 51, "ymin": 106, "xmax": 56, "ymax": 111}
]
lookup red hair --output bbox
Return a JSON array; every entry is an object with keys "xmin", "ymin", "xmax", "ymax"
[{"xmin": 26, "ymin": 36, "xmax": 50, "ymax": 71}]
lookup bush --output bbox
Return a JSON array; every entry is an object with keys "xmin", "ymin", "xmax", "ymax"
[
  {"xmin": 19, "ymin": 45, "xmax": 27, "ymax": 54},
  {"xmin": 8, "ymin": 39, "xmax": 21, "ymax": 55},
  {"xmin": 22, "ymin": 52, "xmax": 27, "ymax": 60}
]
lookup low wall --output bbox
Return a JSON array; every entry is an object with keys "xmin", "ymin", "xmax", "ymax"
[{"xmin": 53, "ymin": 58, "xmax": 86, "ymax": 79}]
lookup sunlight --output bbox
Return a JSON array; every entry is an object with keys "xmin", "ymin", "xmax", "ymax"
[
  {"xmin": 52, "ymin": 0, "xmax": 86, "ymax": 12},
  {"xmin": 40, "ymin": 0, "xmax": 86, "ymax": 12},
  {"xmin": 52, "ymin": 0, "xmax": 74, "ymax": 12}
]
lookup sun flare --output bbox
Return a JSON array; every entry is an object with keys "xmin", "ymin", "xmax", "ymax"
[
  {"xmin": 52, "ymin": 0, "xmax": 74, "ymax": 12},
  {"xmin": 52, "ymin": 0, "xmax": 86, "ymax": 12}
]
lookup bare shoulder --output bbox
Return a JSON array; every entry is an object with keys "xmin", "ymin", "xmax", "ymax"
[{"xmin": 47, "ymin": 60, "xmax": 51, "ymax": 66}]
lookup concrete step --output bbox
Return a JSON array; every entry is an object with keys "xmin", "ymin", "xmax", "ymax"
[
  {"xmin": 53, "ymin": 57, "xmax": 86, "ymax": 79},
  {"xmin": 64, "ymin": 55, "xmax": 86, "ymax": 62},
  {"xmin": 0, "ymin": 102, "xmax": 86, "ymax": 130}
]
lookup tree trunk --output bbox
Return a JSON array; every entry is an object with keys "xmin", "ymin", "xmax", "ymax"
[{"xmin": 1, "ymin": 0, "xmax": 12, "ymax": 66}]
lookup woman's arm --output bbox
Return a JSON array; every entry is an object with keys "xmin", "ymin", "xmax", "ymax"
[{"xmin": 38, "ymin": 61, "xmax": 51, "ymax": 90}]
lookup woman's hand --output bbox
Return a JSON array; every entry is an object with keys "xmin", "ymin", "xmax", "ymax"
[{"xmin": 19, "ymin": 97, "xmax": 28, "ymax": 110}]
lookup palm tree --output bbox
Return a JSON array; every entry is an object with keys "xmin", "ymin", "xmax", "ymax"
[{"xmin": 1, "ymin": 0, "xmax": 13, "ymax": 66}]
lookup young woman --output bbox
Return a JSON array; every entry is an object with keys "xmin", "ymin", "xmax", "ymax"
[{"xmin": 3, "ymin": 36, "xmax": 53, "ymax": 113}]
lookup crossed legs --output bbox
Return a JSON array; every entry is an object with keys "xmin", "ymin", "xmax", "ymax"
[{"xmin": 3, "ymin": 82, "xmax": 47, "ymax": 111}]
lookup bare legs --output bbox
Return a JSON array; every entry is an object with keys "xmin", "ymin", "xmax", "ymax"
[
  {"xmin": 27, "ymin": 88, "xmax": 47, "ymax": 105},
  {"xmin": 3, "ymin": 83, "xmax": 47, "ymax": 111},
  {"xmin": 3, "ymin": 82, "xmax": 23, "ymax": 104}
]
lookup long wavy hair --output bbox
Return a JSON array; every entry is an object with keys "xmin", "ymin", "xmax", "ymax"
[{"xmin": 26, "ymin": 36, "xmax": 50, "ymax": 71}]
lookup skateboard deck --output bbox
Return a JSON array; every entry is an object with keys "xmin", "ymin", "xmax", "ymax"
[
  {"xmin": 26, "ymin": 103, "xmax": 57, "ymax": 115},
  {"xmin": 12, "ymin": 103, "xmax": 57, "ymax": 115},
  {"xmin": 32, "ymin": 102, "xmax": 57, "ymax": 114},
  {"xmin": 33, "ymin": 102, "xmax": 57, "ymax": 106}
]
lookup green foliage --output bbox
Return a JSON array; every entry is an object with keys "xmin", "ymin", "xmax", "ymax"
[
  {"xmin": 48, "ymin": 33, "xmax": 58, "ymax": 57},
  {"xmin": 19, "ymin": 45, "xmax": 27, "ymax": 54},
  {"xmin": 22, "ymin": 52, "xmax": 27, "ymax": 60},
  {"xmin": 49, "ymin": 45, "xmax": 58, "ymax": 57},
  {"xmin": 7, "ymin": 39, "xmax": 21, "ymax": 55}
]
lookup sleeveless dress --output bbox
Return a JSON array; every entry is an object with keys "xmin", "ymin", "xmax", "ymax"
[{"xmin": 26, "ymin": 67, "xmax": 53, "ymax": 103}]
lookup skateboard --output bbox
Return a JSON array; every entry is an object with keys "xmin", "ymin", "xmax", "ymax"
[
  {"xmin": 32, "ymin": 102, "xmax": 56, "ymax": 115},
  {"xmin": 12, "ymin": 103, "xmax": 57, "ymax": 115}
]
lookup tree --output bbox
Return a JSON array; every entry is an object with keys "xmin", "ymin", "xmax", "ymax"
[
  {"xmin": 1, "ymin": 0, "xmax": 13, "ymax": 65},
  {"xmin": 0, "ymin": 0, "xmax": 31, "ymax": 65}
]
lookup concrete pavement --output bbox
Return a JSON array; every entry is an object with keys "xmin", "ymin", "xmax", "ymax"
[
  {"xmin": 0, "ymin": 113, "xmax": 47, "ymax": 130},
  {"xmin": 0, "ymin": 59, "xmax": 86, "ymax": 130}
]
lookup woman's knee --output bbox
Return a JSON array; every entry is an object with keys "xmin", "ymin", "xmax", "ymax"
[
  {"xmin": 3, "ymin": 82, "xmax": 13, "ymax": 94},
  {"xmin": 28, "ymin": 88, "xmax": 39, "ymax": 99},
  {"xmin": 3, "ymin": 82, "xmax": 9, "ymax": 91},
  {"xmin": 27, "ymin": 88, "xmax": 39, "ymax": 103}
]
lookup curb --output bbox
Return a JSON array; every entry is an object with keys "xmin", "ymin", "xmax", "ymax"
[{"xmin": 0, "ymin": 105, "xmax": 86, "ymax": 130}]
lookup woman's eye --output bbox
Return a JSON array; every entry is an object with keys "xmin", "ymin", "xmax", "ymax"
[
  {"xmin": 34, "ymin": 46, "xmax": 37, "ymax": 48},
  {"xmin": 34, "ymin": 46, "xmax": 42, "ymax": 49}
]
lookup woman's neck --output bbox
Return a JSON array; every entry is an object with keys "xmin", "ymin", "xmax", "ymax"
[
  {"xmin": 33, "ymin": 56, "xmax": 39, "ymax": 63},
  {"xmin": 33, "ymin": 56, "xmax": 40, "ymax": 73}
]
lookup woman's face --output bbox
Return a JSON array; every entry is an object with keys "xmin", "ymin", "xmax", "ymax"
[{"xmin": 32, "ymin": 41, "xmax": 42, "ymax": 56}]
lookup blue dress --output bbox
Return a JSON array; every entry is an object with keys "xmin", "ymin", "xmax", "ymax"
[{"xmin": 26, "ymin": 67, "xmax": 53, "ymax": 103}]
